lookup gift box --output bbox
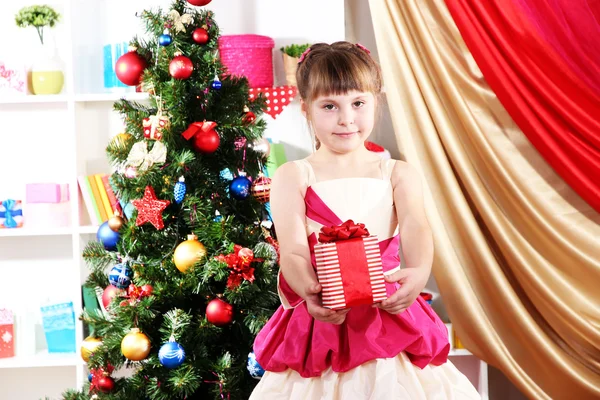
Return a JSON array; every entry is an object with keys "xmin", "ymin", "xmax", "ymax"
[
  {"xmin": 0, "ymin": 199, "xmax": 23, "ymax": 229},
  {"xmin": 24, "ymin": 201, "xmax": 71, "ymax": 228},
  {"xmin": 314, "ymin": 220, "xmax": 387, "ymax": 310},
  {"xmin": 0, "ymin": 62, "xmax": 26, "ymax": 95},
  {"xmin": 0, "ymin": 309, "xmax": 15, "ymax": 358},
  {"xmin": 26, "ymin": 183, "xmax": 69, "ymax": 204},
  {"xmin": 40, "ymin": 302, "xmax": 76, "ymax": 353}
]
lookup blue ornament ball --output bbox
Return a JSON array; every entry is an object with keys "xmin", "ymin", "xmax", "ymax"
[
  {"xmin": 247, "ymin": 351, "xmax": 265, "ymax": 379},
  {"xmin": 158, "ymin": 33, "xmax": 172, "ymax": 46},
  {"xmin": 97, "ymin": 221, "xmax": 120, "ymax": 251},
  {"xmin": 108, "ymin": 263, "xmax": 133, "ymax": 289},
  {"xmin": 211, "ymin": 78, "xmax": 222, "ymax": 90},
  {"xmin": 88, "ymin": 373, "xmax": 93, "ymax": 382},
  {"xmin": 229, "ymin": 176, "xmax": 251, "ymax": 200},
  {"xmin": 158, "ymin": 340, "xmax": 186, "ymax": 369}
]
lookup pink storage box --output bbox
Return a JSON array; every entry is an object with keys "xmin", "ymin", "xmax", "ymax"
[
  {"xmin": 0, "ymin": 309, "xmax": 14, "ymax": 358},
  {"xmin": 26, "ymin": 183, "xmax": 69, "ymax": 204},
  {"xmin": 218, "ymin": 34, "xmax": 275, "ymax": 88},
  {"xmin": 24, "ymin": 202, "xmax": 71, "ymax": 228}
]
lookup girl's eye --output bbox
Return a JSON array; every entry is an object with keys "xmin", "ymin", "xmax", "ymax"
[
  {"xmin": 353, "ymin": 101, "xmax": 365, "ymax": 108},
  {"xmin": 323, "ymin": 104, "xmax": 336, "ymax": 110}
]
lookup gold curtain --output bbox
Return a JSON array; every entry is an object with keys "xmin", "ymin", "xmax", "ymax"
[{"xmin": 368, "ymin": 0, "xmax": 600, "ymax": 398}]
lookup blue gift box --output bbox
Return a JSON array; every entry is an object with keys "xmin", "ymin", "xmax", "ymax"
[
  {"xmin": 40, "ymin": 302, "xmax": 76, "ymax": 353},
  {"xmin": 0, "ymin": 199, "xmax": 23, "ymax": 229},
  {"xmin": 103, "ymin": 42, "xmax": 129, "ymax": 90}
]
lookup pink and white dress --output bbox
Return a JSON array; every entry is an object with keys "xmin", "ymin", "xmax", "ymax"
[{"xmin": 251, "ymin": 159, "xmax": 480, "ymax": 399}]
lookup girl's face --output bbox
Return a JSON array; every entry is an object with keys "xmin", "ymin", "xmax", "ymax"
[{"xmin": 303, "ymin": 90, "xmax": 376, "ymax": 154}]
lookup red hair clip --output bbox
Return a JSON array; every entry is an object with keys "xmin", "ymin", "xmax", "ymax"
[
  {"xmin": 298, "ymin": 47, "xmax": 311, "ymax": 64},
  {"xmin": 356, "ymin": 43, "xmax": 371, "ymax": 55}
]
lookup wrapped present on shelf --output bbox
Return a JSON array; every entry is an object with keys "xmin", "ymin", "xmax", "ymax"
[
  {"xmin": 40, "ymin": 302, "xmax": 76, "ymax": 353},
  {"xmin": 26, "ymin": 183, "xmax": 69, "ymax": 204},
  {"xmin": 0, "ymin": 308, "xmax": 15, "ymax": 358},
  {"xmin": 24, "ymin": 201, "xmax": 71, "ymax": 228},
  {"xmin": 314, "ymin": 220, "xmax": 386, "ymax": 310},
  {"xmin": 0, "ymin": 62, "xmax": 26, "ymax": 95},
  {"xmin": 0, "ymin": 199, "xmax": 23, "ymax": 229},
  {"xmin": 248, "ymin": 86, "xmax": 298, "ymax": 119}
]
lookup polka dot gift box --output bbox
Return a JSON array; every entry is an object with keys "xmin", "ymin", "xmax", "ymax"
[
  {"xmin": 0, "ymin": 309, "xmax": 14, "ymax": 358},
  {"xmin": 248, "ymin": 85, "xmax": 298, "ymax": 119}
]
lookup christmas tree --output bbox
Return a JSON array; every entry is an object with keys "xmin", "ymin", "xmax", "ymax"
[{"xmin": 63, "ymin": 1, "xmax": 279, "ymax": 399}]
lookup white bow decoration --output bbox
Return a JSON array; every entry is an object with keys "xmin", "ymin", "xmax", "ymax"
[
  {"xmin": 168, "ymin": 10, "xmax": 193, "ymax": 33},
  {"xmin": 126, "ymin": 141, "xmax": 167, "ymax": 171}
]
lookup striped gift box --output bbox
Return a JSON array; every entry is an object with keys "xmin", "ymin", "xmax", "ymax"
[{"xmin": 315, "ymin": 235, "xmax": 387, "ymax": 310}]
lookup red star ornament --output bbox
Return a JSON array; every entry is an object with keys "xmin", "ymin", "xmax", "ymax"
[{"xmin": 131, "ymin": 186, "xmax": 171, "ymax": 229}]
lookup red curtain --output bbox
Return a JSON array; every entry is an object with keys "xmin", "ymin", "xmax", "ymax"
[{"xmin": 444, "ymin": 0, "xmax": 600, "ymax": 212}]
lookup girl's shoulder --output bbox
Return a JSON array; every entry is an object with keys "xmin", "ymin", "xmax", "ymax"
[{"xmin": 388, "ymin": 159, "xmax": 424, "ymax": 189}]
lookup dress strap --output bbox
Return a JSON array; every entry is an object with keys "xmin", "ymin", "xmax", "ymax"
[
  {"xmin": 293, "ymin": 159, "xmax": 317, "ymax": 187},
  {"xmin": 380, "ymin": 158, "xmax": 396, "ymax": 182}
]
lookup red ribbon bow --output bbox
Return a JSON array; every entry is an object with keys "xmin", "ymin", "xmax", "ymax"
[
  {"xmin": 215, "ymin": 245, "xmax": 260, "ymax": 289},
  {"xmin": 318, "ymin": 220, "xmax": 370, "ymax": 243},
  {"xmin": 182, "ymin": 121, "xmax": 217, "ymax": 141}
]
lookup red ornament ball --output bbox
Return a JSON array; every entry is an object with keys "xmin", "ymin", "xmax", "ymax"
[
  {"xmin": 192, "ymin": 28, "xmax": 209, "ymax": 45},
  {"xmin": 102, "ymin": 285, "xmax": 123, "ymax": 308},
  {"xmin": 115, "ymin": 52, "xmax": 147, "ymax": 86},
  {"xmin": 98, "ymin": 376, "xmax": 115, "ymax": 393},
  {"xmin": 251, "ymin": 175, "xmax": 272, "ymax": 203},
  {"xmin": 187, "ymin": 0, "xmax": 212, "ymax": 6},
  {"xmin": 192, "ymin": 129, "xmax": 220, "ymax": 154},
  {"xmin": 169, "ymin": 55, "xmax": 194, "ymax": 80},
  {"xmin": 206, "ymin": 298, "xmax": 233, "ymax": 326}
]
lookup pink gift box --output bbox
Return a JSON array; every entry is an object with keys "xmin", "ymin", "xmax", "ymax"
[
  {"xmin": 0, "ymin": 309, "xmax": 15, "ymax": 358},
  {"xmin": 0, "ymin": 62, "xmax": 26, "ymax": 95},
  {"xmin": 24, "ymin": 202, "xmax": 71, "ymax": 228},
  {"xmin": 26, "ymin": 183, "xmax": 69, "ymax": 204}
]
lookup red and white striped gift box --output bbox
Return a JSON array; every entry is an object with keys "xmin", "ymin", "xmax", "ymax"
[{"xmin": 315, "ymin": 235, "xmax": 387, "ymax": 310}]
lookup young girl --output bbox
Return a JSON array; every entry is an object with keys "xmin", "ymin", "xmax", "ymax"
[{"xmin": 250, "ymin": 42, "xmax": 480, "ymax": 399}]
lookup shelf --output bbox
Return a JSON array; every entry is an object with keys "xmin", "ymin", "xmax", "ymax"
[
  {"xmin": 78, "ymin": 225, "xmax": 100, "ymax": 234},
  {"xmin": 0, "ymin": 351, "xmax": 82, "ymax": 369},
  {"xmin": 449, "ymin": 348, "xmax": 474, "ymax": 356},
  {"xmin": 74, "ymin": 92, "xmax": 149, "ymax": 103},
  {"xmin": 0, "ymin": 227, "xmax": 74, "ymax": 237},
  {"xmin": 0, "ymin": 95, "xmax": 69, "ymax": 105}
]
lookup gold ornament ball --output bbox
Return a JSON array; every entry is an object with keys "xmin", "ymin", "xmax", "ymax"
[
  {"xmin": 111, "ymin": 133, "xmax": 132, "ymax": 148},
  {"xmin": 80, "ymin": 336, "xmax": 103, "ymax": 362},
  {"xmin": 121, "ymin": 328, "xmax": 151, "ymax": 361},
  {"xmin": 173, "ymin": 234, "xmax": 207, "ymax": 273},
  {"xmin": 108, "ymin": 214, "xmax": 125, "ymax": 232}
]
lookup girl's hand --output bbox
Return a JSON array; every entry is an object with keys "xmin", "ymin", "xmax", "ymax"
[
  {"xmin": 376, "ymin": 267, "xmax": 429, "ymax": 314},
  {"xmin": 304, "ymin": 283, "xmax": 350, "ymax": 324}
]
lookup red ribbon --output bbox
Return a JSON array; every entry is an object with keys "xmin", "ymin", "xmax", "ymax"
[
  {"xmin": 318, "ymin": 220, "xmax": 370, "ymax": 243},
  {"xmin": 182, "ymin": 121, "xmax": 217, "ymax": 141},
  {"xmin": 215, "ymin": 245, "xmax": 261, "ymax": 289},
  {"xmin": 203, "ymin": 372, "xmax": 230, "ymax": 399}
]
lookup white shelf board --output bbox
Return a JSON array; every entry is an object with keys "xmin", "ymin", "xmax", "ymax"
[
  {"xmin": 0, "ymin": 95, "xmax": 69, "ymax": 105},
  {"xmin": 0, "ymin": 227, "xmax": 74, "ymax": 237},
  {"xmin": 74, "ymin": 92, "xmax": 149, "ymax": 103},
  {"xmin": 0, "ymin": 351, "xmax": 82, "ymax": 369},
  {"xmin": 78, "ymin": 225, "xmax": 100, "ymax": 234}
]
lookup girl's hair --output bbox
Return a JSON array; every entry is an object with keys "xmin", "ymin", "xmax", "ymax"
[
  {"xmin": 296, "ymin": 41, "xmax": 383, "ymax": 104},
  {"xmin": 296, "ymin": 41, "xmax": 383, "ymax": 150}
]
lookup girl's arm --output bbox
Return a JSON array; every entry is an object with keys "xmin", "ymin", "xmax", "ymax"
[
  {"xmin": 376, "ymin": 161, "xmax": 433, "ymax": 314},
  {"xmin": 271, "ymin": 162, "xmax": 349, "ymax": 324}
]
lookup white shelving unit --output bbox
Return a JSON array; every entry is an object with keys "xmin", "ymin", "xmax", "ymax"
[{"xmin": 0, "ymin": 1, "xmax": 488, "ymax": 399}]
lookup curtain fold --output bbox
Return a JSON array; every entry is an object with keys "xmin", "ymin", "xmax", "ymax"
[
  {"xmin": 368, "ymin": 0, "xmax": 600, "ymax": 398},
  {"xmin": 443, "ymin": 0, "xmax": 600, "ymax": 213}
]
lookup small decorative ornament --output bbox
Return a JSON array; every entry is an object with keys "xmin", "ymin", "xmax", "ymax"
[
  {"xmin": 109, "ymin": 263, "xmax": 134, "ymax": 289},
  {"xmin": 206, "ymin": 298, "xmax": 234, "ymax": 327},
  {"xmin": 247, "ymin": 351, "xmax": 265, "ymax": 379},
  {"xmin": 0, "ymin": 199, "xmax": 23, "ymax": 229},
  {"xmin": 187, "ymin": 0, "xmax": 212, "ymax": 5},
  {"xmin": 97, "ymin": 221, "xmax": 120, "ymax": 251},
  {"xmin": 110, "ymin": 132, "xmax": 132, "ymax": 148},
  {"xmin": 158, "ymin": 337, "xmax": 186, "ymax": 369},
  {"xmin": 121, "ymin": 328, "xmax": 151, "ymax": 361},
  {"xmin": 131, "ymin": 186, "xmax": 171, "ymax": 230},
  {"xmin": 80, "ymin": 336, "xmax": 102, "ymax": 363},
  {"xmin": 126, "ymin": 141, "xmax": 167, "ymax": 171},
  {"xmin": 88, "ymin": 373, "xmax": 93, "ymax": 382},
  {"xmin": 167, "ymin": 10, "xmax": 193, "ymax": 33},
  {"xmin": 192, "ymin": 27, "xmax": 209, "ymax": 44},
  {"xmin": 249, "ymin": 137, "xmax": 270, "ymax": 157},
  {"xmin": 229, "ymin": 174, "xmax": 252, "ymax": 200},
  {"xmin": 108, "ymin": 212, "xmax": 125, "ymax": 232},
  {"xmin": 158, "ymin": 29, "xmax": 172, "ymax": 46},
  {"xmin": 169, "ymin": 52, "xmax": 194, "ymax": 80},
  {"xmin": 124, "ymin": 166, "xmax": 138, "ymax": 179},
  {"xmin": 173, "ymin": 233, "xmax": 207, "ymax": 273},
  {"xmin": 174, "ymin": 176, "xmax": 187, "ymax": 204},
  {"xmin": 102, "ymin": 285, "xmax": 124, "ymax": 308},
  {"xmin": 115, "ymin": 50, "xmax": 147, "ymax": 86},
  {"xmin": 210, "ymin": 74, "xmax": 222, "ymax": 90},
  {"xmin": 215, "ymin": 245, "xmax": 257, "ymax": 289},
  {"xmin": 251, "ymin": 173, "xmax": 272, "ymax": 203},
  {"xmin": 242, "ymin": 105, "xmax": 256, "ymax": 125},
  {"xmin": 182, "ymin": 121, "xmax": 220, "ymax": 154},
  {"xmin": 98, "ymin": 376, "xmax": 115, "ymax": 393},
  {"xmin": 143, "ymin": 113, "xmax": 170, "ymax": 140}
]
